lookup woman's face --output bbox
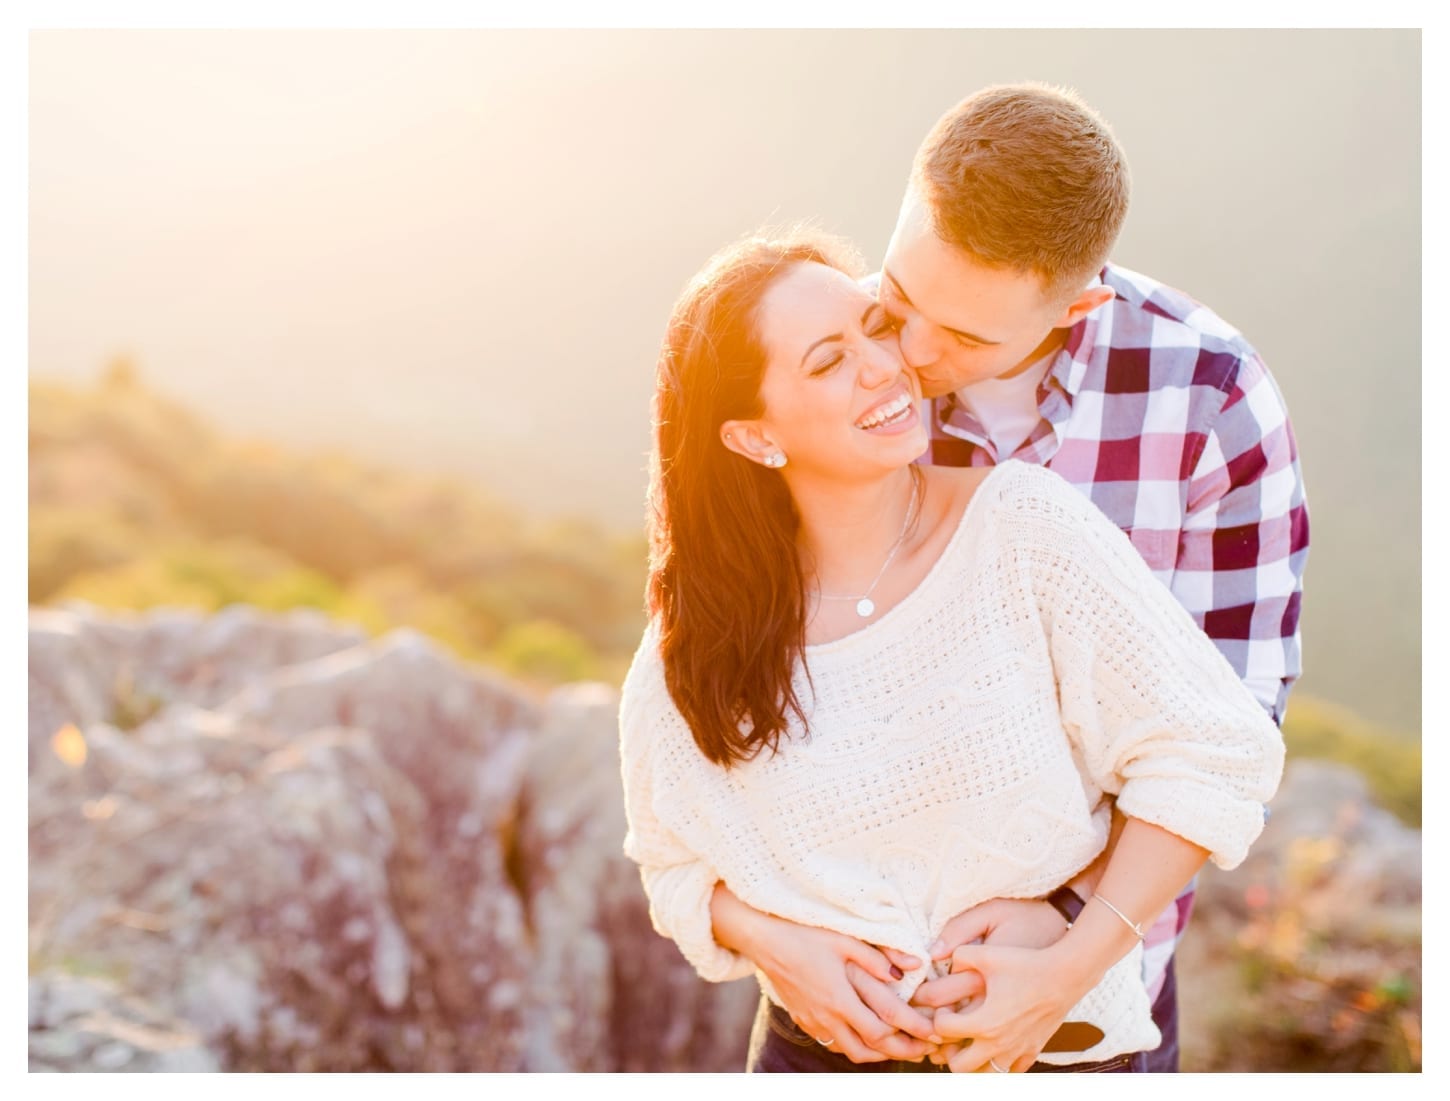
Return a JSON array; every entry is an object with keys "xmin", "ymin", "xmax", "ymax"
[{"xmin": 743, "ymin": 261, "xmax": 927, "ymax": 480}]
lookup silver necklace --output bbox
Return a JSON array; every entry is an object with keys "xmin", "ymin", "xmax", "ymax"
[{"xmin": 816, "ymin": 478, "xmax": 920, "ymax": 618}]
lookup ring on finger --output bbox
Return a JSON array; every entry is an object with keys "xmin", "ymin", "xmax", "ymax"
[
  {"xmin": 989, "ymin": 1058, "xmax": 1009, "ymax": 1073},
  {"xmin": 818, "ymin": 1037, "xmax": 835, "ymax": 1048}
]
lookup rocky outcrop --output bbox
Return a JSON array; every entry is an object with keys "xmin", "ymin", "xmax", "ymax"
[
  {"xmin": 29, "ymin": 972, "xmax": 219, "ymax": 1072},
  {"xmin": 514, "ymin": 681, "xmax": 760, "ymax": 1071},
  {"xmin": 28, "ymin": 604, "xmax": 757, "ymax": 1072}
]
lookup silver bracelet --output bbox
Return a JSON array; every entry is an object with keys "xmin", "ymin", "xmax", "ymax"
[{"xmin": 1091, "ymin": 892, "xmax": 1146, "ymax": 940}]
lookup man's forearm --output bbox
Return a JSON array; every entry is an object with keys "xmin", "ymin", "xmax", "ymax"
[
  {"xmin": 1061, "ymin": 803, "xmax": 1127, "ymax": 898},
  {"xmin": 709, "ymin": 882, "xmax": 775, "ymax": 964}
]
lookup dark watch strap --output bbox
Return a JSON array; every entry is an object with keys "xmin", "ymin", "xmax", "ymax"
[{"xmin": 1045, "ymin": 885, "xmax": 1086, "ymax": 926}]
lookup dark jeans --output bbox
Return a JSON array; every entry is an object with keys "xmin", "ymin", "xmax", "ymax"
[
  {"xmin": 1143, "ymin": 955, "xmax": 1180, "ymax": 1073},
  {"xmin": 745, "ymin": 999, "xmax": 1146, "ymax": 1073}
]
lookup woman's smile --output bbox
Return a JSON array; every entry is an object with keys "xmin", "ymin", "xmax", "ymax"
[{"xmin": 855, "ymin": 386, "xmax": 919, "ymax": 434}]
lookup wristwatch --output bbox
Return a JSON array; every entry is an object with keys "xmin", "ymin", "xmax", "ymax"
[{"xmin": 1045, "ymin": 885, "xmax": 1086, "ymax": 927}]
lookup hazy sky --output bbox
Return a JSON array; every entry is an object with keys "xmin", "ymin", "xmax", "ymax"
[{"xmin": 27, "ymin": 28, "xmax": 1422, "ymax": 728}]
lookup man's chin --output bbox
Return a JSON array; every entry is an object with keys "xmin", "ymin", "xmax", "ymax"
[{"xmin": 917, "ymin": 376, "xmax": 958, "ymax": 401}]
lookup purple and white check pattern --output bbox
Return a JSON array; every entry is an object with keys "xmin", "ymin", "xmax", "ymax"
[{"xmin": 919, "ymin": 262, "xmax": 1309, "ymax": 994}]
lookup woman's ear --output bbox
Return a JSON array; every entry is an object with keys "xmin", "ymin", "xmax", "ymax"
[{"xmin": 720, "ymin": 420, "xmax": 782, "ymax": 467}]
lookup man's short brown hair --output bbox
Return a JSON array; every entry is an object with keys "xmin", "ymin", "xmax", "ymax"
[{"xmin": 912, "ymin": 82, "xmax": 1130, "ymax": 301}]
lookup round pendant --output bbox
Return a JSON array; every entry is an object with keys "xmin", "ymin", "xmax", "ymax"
[{"xmin": 855, "ymin": 598, "xmax": 875, "ymax": 618}]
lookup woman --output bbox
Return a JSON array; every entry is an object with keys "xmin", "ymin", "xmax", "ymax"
[{"xmin": 618, "ymin": 231, "xmax": 1283, "ymax": 1073}]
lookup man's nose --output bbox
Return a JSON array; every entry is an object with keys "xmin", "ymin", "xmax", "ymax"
[{"xmin": 897, "ymin": 317, "xmax": 938, "ymax": 370}]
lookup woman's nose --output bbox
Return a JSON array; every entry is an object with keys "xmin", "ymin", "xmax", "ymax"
[{"xmin": 861, "ymin": 334, "xmax": 902, "ymax": 386}]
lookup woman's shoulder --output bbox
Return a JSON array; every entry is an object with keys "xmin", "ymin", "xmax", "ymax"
[
  {"xmin": 989, "ymin": 458, "xmax": 1082, "ymax": 499},
  {"xmin": 618, "ymin": 622, "xmax": 697, "ymax": 736},
  {"xmin": 620, "ymin": 620, "xmax": 666, "ymax": 706},
  {"xmin": 975, "ymin": 462, "xmax": 1156, "ymax": 592},
  {"xmin": 617, "ymin": 623, "xmax": 710, "ymax": 777},
  {"xmin": 918, "ymin": 464, "xmax": 995, "ymax": 534},
  {"xmin": 924, "ymin": 460, "xmax": 1089, "ymax": 537}
]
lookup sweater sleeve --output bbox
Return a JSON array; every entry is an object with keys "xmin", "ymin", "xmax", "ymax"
[
  {"xmin": 1006, "ymin": 466, "xmax": 1285, "ymax": 870},
  {"xmin": 617, "ymin": 636, "xmax": 757, "ymax": 983}
]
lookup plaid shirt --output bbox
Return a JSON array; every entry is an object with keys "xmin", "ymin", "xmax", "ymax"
[{"xmin": 915, "ymin": 261, "xmax": 1310, "ymax": 1000}]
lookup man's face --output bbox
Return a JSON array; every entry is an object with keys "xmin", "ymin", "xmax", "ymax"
[{"xmin": 880, "ymin": 190, "xmax": 1066, "ymax": 398}]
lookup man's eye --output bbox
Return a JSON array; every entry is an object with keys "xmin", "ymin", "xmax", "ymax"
[
  {"xmin": 870, "ymin": 314, "xmax": 901, "ymax": 337},
  {"xmin": 952, "ymin": 332, "xmax": 980, "ymax": 349}
]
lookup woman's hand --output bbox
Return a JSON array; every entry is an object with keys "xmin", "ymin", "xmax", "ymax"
[
  {"xmin": 928, "ymin": 941, "xmax": 1097, "ymax": 1073},
  {"xmin": 710, "ymin": 885, "xmax": 941, "ymax": 1063}
]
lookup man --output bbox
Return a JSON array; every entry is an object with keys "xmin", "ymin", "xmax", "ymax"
[{"xmin": 875, "ymin": 83, "xmax": 1309, "ymax": 1071}]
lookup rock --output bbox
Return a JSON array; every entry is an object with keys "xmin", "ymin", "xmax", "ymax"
[
  {"xmin": 513, "ymin": 681, "xmax": 757, "ymax": 1072},
  {"xmin": 28, "ymin": 606, "xmax": 756, "ymax": 1072},
  {"xmin": 28, "ymin": 972, "xmax": 220, "ymax": 1072}
]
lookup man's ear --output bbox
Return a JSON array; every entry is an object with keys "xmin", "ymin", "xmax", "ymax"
[
  {"xmin": 719, "ymin": 419, "xmax": 779, "ymax": 466},
  {"xmin": 1050, "ymin": 283, "xmax": 1114, "ymax": 329}
]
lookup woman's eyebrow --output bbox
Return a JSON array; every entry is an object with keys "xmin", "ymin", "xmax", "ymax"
[
  {"xmin": 798, "ymin": 303, "xmax": 877, "ymax": 368},
  {"xmin": 799, "ymin": 331, "xmax": 843, "ymax": 368}
]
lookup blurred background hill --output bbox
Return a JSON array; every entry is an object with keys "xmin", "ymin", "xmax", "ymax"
[{"xmin": 30, "ymin": 364, "xmax": 648, "ymax": 688}]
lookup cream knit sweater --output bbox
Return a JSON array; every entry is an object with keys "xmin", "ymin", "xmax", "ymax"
[{"xmin": 618, "ymin": 461, "xmax": 1284, "ymax": 1065}]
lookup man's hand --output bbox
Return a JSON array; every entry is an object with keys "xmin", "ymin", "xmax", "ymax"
[
  {"xmin": 911, "ymin": 897, "xmax": 1069, "ymax": 1010},
  {"xmin": 935, "ymin": 896, "xmax": 1073, "ymax": 955},
  {"xmin": 911, "ymin": 897, "xmax": 1071, "ymax": 1066},
  {"xmin": 929, "ymin": 942, "xmax": 1098, "ymax": 1073}
]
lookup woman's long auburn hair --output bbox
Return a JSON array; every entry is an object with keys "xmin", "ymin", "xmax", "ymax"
[{"xmin": 647, "ymin": 231, "xmax": 865, "ymax": 768}]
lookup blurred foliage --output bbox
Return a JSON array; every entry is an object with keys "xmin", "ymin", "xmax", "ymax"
[
  {"xmin": 29, "ymin": 367, "xmax": 648, "ymax": 691},
  {"xmin": 1183, "ymin": 831, "xmax": 1421, "ymax": 1072},
  {"xmin": 1282, "ymin": 696, "xmax": 1420, "ymax": 826},
  {"xmin": 1180, "ymin": 694, "xmax": 1422, "ymax": 1072},
  {"xmin": 492, "ymin": 619, "xmax": 600, "ymax": 685}
]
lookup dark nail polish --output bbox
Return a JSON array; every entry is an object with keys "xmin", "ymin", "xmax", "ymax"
[{"xmin": 890, "ymin": 965, "xmax": 904, "ymax": 980}]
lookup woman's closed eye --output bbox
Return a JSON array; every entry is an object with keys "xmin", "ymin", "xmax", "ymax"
[
  {"xmin": 810, "ymin": 352, "xmax": 844, "ymax": 377},
  {"xmin": 809, "ymin": 307, "xmax": 898, "ymax": 376}
]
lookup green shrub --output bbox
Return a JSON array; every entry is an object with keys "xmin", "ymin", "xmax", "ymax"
[
  {"xmin": 1281, "ymin": 697, "xmax": 1421, "ymax": 826},
  {"xmin": 29, "ymin": 508, "xmax": 146, "ymax": 602},
  {"xmin": 491, "ymin": 620, "xmax": 599, "ymax": 684}
]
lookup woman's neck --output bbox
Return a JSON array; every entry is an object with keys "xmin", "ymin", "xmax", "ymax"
[{"xmin": 789, "ymin": 467, "xmax": 920, "ymax": 593}]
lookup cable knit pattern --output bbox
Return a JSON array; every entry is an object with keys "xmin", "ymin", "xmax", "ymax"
[{"xmin": 618, "ymin": 461, "xmax": 1284, "ymax": 1065}]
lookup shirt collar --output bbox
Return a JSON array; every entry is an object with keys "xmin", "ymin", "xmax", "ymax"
[{"xmin": 932, "ymin": 267, "xmax": 1117, "ymax": 440}]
